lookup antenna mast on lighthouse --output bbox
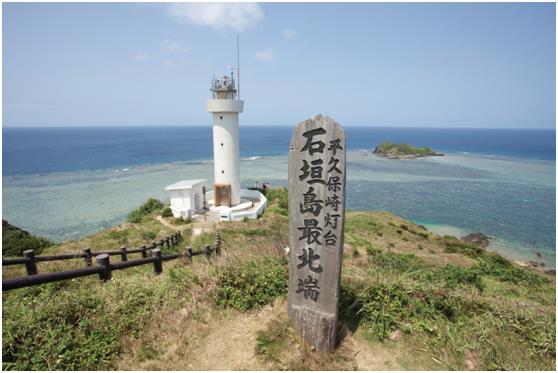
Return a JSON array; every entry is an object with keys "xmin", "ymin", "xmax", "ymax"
[{"xmin": 237, "ymin": 33, "xmax": 240, "ymax": 99}]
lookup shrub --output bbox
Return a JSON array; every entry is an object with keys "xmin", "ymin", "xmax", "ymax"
[
  {"xmin": 413, "ymin": 265, "xmax": 485, "ymax": 292},
  {"xmin": 2, "ymin": 290, "xmax": 120, "ymax": 370},
  {"xmin": 172, "ymin": 217, "xmax": 191, "ymax": 225},
  {"xmin": 475, "ymin": 254, "xmax": 548, "ymax": 286},
  {"xmin": 215, "ymin": 257, "xmax": 288, "ymax": 311},
  {"xmin": 445, "ymin": 240, "xmax": 484, "ymax": 258},
  {"xmin": 161, "ymin": 207, "xmax": 173, "ymax": 218},
  {"xmin": 141, "ymin": 231, "xmax": 157, "ymax": 240},
  {"xmin": 107, "ymin": 229, "xmax": 130, "ymax": 244},
  {"xmin": 127, "ymin": 198, "xmax": 164, "ymax": 223},
  {"xmin": 356, "ymin": 283, "xmax": 411, "ymax": 340},
  {"xmin": 2, "ymin": 230, "xmax": 53, "ymax": 257},
  {"xmin": 442, "ymin": 265, "xmax": 484, "ymax": 291}
]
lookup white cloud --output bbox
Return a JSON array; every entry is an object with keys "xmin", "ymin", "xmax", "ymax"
[
  {"xmin": 281, "ymin": 28, "xmax": 296, "ymax": 40},
  {"xmin": 254, "ymin": 48, "xmax": 276, "ymax": 62},
  {"xmin": 167, "ymin": 3, "xmax": 264, "ymax": 32},
  {"xmin": 162, "ymin": 59, "xmax": 176, "ymax": 68},
  {"xmin": 162, "ymin": 39, "xmax": 189, "ymax": 53},
  {"xmin": 133, "ymin": 52, "xmax": 149, "ymax": 61}
]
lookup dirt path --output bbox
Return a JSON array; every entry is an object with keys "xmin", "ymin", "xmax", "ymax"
[
  {"xmin": 183, "ymin": 306, "xmax": 277, "ymax": 370},
  {"xmin": 156, "ymin": 215, "xmax": 179, "ymax": 230},
  {"xmin": 118, "ymin": 297, "xmax": 422, "ymax": 370}
]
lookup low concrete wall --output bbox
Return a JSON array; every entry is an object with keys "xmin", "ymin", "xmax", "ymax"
[{"xmin": 205, "ymin": 189, "xmax": 267, "ymax": 221}]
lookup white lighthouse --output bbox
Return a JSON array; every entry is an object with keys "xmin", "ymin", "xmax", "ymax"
[
  {"xmin": 208, "ymin": 73, "xmax": 243, "ymax": 207},
  {"xmin": 165, "ymin": 62, "xmax": 267, "ymax": 222}
]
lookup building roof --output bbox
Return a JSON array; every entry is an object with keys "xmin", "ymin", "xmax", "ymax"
[{"xmin": 165, "ymin": 179, "xmax": 207, "ymax": 191}]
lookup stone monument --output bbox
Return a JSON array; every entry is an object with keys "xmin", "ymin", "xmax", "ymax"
[{"xmin": 287, "ymin": 114, "xmax": 346, "ymax": 352}]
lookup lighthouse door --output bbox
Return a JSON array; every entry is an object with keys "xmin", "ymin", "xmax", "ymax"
[{"xmin": 215, "ymin": 184, "xmax": 231, "ymax": 207}]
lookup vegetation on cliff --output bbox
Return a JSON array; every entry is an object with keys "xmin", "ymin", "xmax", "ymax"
[
  {"xmin": 2, "ymin": 189, "xmax": 555, "ymax": 370},
  {"xmin": 2, "ymin": 219, "xmax": 54, "ymax": 257},
  {"xmin": 373, "ymin": 142, "xmax": 443, "ymax": 159}
]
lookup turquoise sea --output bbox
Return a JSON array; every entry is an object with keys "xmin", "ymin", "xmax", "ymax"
[{"xmin": 2, "ymin": 126, "xmax": 555, "ymax": 267}]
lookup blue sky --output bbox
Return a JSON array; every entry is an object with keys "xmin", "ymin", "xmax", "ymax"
[{"xmin": 2, "ymin": 2, "xmax": 556, "ymax": 128}]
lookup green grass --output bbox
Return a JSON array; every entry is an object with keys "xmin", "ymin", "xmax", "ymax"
[
  {"xmin": 214, "ymin": 257, "xmax": 288, "ymax": 311},
  {"xmin": 2, "ymin": 266, "xmax": 195, "ymax": 370},
  {"xmin": 265, "ymin": 187, "xmax": 288, "ymax": 216},
  {"xmin": 255, "ymin": 317, "xmax": 290, "ymax": 364}
]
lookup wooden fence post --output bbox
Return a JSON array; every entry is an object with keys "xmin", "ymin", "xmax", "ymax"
[
  {"xmin": 83, "ymin": 248, "xmax": 93, "ymax": 267},
  {"xmin": 120, "ymin": 246, "xmax": 128, "ymax": 262},
  {"xmin": 141, "ymin": 245, "xmax": 147, "ymax": 258},
  {"xmin": 152, "ymin": 249, "xmax": 163, "ymax": 274},
  {"xmin": 184, "ymin": 246, "xmax": 193, "ymax": 263},
  {"xmin": 97, "ymin": 254, "xmax": 111, "ymax": 281},
  {"xmin": 23, "ymin": 250, "xmax": 37, "ymax": 275},
  {"xmin": 215, "ymin": 240, "xmax": 221, "ymax": 256},
  {"xmin": 166, "ymin": 236, "xmax": 171, "ymax": 248}
]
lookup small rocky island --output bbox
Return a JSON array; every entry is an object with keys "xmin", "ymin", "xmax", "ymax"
[{"xmin": 373, "ymin": 142, "xmax": 444, "ymax": 159}]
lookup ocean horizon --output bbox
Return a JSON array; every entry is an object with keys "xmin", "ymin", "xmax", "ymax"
[{"xmin": 2, "ymin": 125, "xmax": 556, "ymax": 268}]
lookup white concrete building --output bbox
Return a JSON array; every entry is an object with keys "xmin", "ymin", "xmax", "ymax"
[{"xmin": 165, "ymin": 179, "xmax": 206, "ymax": 219}]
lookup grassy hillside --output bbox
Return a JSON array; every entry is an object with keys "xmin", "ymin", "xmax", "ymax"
[{"xmin": 2, "ymin": 190, "xmax": 555, "ymax": 370}]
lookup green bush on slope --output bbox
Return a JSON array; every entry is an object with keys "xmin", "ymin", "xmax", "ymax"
[
  {"xmin": 127, "ymin": 198, "xmax": 164, "ymax": 223},
  {"xmin": 2, "ymin": 221, "xmax": 54, "ymax": 257}
]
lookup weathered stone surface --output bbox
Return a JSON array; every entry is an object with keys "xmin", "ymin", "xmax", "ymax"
[{"xmin": 287, "ymin": 114, "xmax": 346, "ymax": 352}]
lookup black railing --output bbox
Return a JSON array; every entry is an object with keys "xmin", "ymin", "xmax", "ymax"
[{"xmin": 2, "ymin": 230, "xmax": 222, "ymax": 291}]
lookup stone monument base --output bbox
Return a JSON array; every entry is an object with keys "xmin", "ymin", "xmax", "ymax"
[{"xmin": 288, "ymin": 304, "xmax": 338, "ymax": 352}]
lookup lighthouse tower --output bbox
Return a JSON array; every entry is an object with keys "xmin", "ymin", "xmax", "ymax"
[{"xmin": 207, "ymin": 73, "xmax": 243, "ymax": 207}]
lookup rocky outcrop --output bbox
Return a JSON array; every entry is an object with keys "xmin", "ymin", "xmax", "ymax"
[{"xmin": 461, "ymin": 232, "xmax": 490, "ymax": 248}]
